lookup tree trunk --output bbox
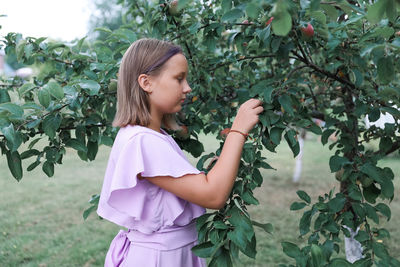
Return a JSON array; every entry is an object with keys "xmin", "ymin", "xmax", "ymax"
[{"xmin": 293, "ymin": 129, "xmax": 306, "ymax": 183}]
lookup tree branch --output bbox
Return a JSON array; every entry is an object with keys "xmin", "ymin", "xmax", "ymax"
[{"xmin": 291, "ymin": 50, "xmax": 356, "ymax": 89}]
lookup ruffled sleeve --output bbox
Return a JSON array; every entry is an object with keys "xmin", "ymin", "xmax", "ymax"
[{"xmin": 97, "ymin": 128, "xmax": 205, "ymax": 232}]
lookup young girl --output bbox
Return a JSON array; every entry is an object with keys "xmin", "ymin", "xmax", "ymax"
[{"xmin": 97, "ymin": 38, "xmax": 264, "ymax": 267}]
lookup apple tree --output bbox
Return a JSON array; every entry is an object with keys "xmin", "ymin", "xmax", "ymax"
[{"xmin": 1, "ymin": 0, "xmax": 400, "ymax": 266}]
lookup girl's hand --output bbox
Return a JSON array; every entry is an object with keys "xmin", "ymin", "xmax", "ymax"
[{"xmin": 231, "ymin": 98, "xmax": 264, "ymax": 133}]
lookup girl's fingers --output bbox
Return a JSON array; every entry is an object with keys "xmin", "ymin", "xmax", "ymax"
[
  {"xmin": 247, "ymin": 99, "xmax": 263, "ymax": 108},
  {"xmin": 254, "ymin": 106, "xmax": 264, "ymax": 114}
]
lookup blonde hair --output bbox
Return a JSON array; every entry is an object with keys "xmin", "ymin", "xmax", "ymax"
[{"xmin": 112, "ymin": 38, "xmax": 183, "ymax": 128}]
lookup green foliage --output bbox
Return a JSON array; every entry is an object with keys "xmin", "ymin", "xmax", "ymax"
[{"xmin": 1, "ymin": 0, "xmax": 400, "ymax": 265}]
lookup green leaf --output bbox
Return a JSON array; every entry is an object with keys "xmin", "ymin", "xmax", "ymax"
[
  {"xmin": 284, "ymin": 130, "xmax": 300, "ymax": 157},
  {"xmin": 1, "ymin": 124, "xmax": 22, "ymax": 152},
  {"xmin": 270, "ymin": 127, "xmax": 284, "ymax": 145},
  {"xmin": 272, "ymin": 11, "xmax": 292, "ymax": 36},
  {"xmin": 87, "ymin": 141, "xmax": 98, "ymax": 161},
  {"xmin": 186, "ymin": 139, "xmax": 204, "ymax": 157},
  {"xmin": 385, "ymin": 0, "xmax": 397, "ymax": 22},
  {"xmin": 263, "ymin": 87, "xmax": 274, "ymax": 103},
  {"xmin": 381, "ymin": 106, "xmax": 400, "ymax": 117},
  {"xmin": 6, "ymin": 150, "xmax": 23, "ymax": 181},
  {"xmin": 44, "ymin": 81, "xmax": 64, "ymax": 100},
  {"xmin": 42, "ymin": 161, "xmax": 54, "ymax": 177},
  {"xmin": 329, "ymin": 155, "xmax": 349, "ymax": 173},
  {"xmin": 328, "ymin": 195, "xmax": 346, "ymax": 213},
  {"xmin": 281, "ymin": 242, "xmax": 302, "ymax": 258},
  {"xmin": 242, "ymin": 190, "xmax": 259, "ymax": 205},
  {"xmin": 329, "ymin": 258, "xmax": 352, "ymax": 267},
  {"xmin": 227, "ymin": 206, "xmax": 254, "ymax": 242},
  {"xmin": 365, "ymin": 203, "xmax": 379, "ymax": 224},
  {"xmin": 380, "ymin": 176, "xmax": 394, "ymax": 199},
  {"xmin": 209, "ymin": 248, "xmax": 233, "ymax": 266},
  {"xmin": 65, "ymin": 139, "xmax": 88, "ymax": 152},
  {"xmin": 0, "ymin": 103, "xmax": 24, "ymax": 118},
  {"xmin": 42, "ymin": 114, "xmax": 62, "ymax": 139},
  {"xmin": 372, "ymin": 241, "xmax": 388, "ymax": 259},
  {"xmin": 27, "ymin": 160, "xmax": 41, "ymax": 171},
  {"xmin": 278, "ymin": 95, "xmax": 294, "ymax": 116},
  {"xmin": 321, "ymin": 129, "xmax": 335, "ymax": 145},
  {"xmin": 377, "ymin": 57, "xmax": 394, "ymax": 84},
  {"xmin": 221, "ymin": 0, "xmax": 232, "ymax": 12},
  {"xmin": 355, "ymin": 231, "xmax": 370, "ymax": 242},
  {"xmin": 94, "ymin": 27, "xmax": 112, "ymax": 33},
  {"xmin": 290, "ymin": 202, "xmax": 307, "ymax": 210},
  {"xmin": 213, "ymin": 221, "xmax": 228, "ymax": 230},
  {"xmin": 100, "ymin": 135, "xmax": 114, "ymax": 146},
  {"xmin": 363, "ymin": 184, "xmax": 381, "ymax": 204},
  {"xmin": 375, "ymin": 203, "xmax": 391, "ymax": 221},
  {"xmin": 20, "ymin": 149, "xmax": 40, "ymax": 159},
  {"xmin": 192, "ymin": 241, "xmax": 217, "ymax": 258},
  {"xmin": 366, "ymin": 0, "xmax": 387, "ymax": 23},
  {"xmin": 38, "ymin": 88, "xmax": 51, "ymax": 108},
  {"xmin": 348, "ymin": 185, "xmax": 363, "ymax": 201},
  {"xmin": 299, "ymin": 210, "xmax": 312, "ymax": 235},
  {"xmin": 311, "ymin": 244, "xmax": 324, "ymax": 267},
  {"xmin": 82, "ymin": 205, "xmax": 97, "ymax": 220},
  {"xmin": 221, "ymin": 8, "xmax": 244, "ymax": 22},
  {"xmin": 16, "ymin": 39, "xmax": 26, "ymax": 61},
  {"xmin": 251, "ymin": 220, "xmax": 273, "ymax": 234},
  {"xmin": 18, "ymin": 83, "xmax": 36, "ymax": 97},
  {"xmin": 360, "ymin": 163, "xmax": 382, "ymax": 183},
  {"xmin": 227, "ymin": 229, "xmax": 248, "ymax": 251},
  {"xmin": 177, "ymin": 0, "xmax": 190, "ymax": 10},
  {"xmin": 246, "ymin": 2, "xmax": 260, "ymax": 19},
  {"xmin": 297, "ymin": 190, "xmax": 311, "ymax": 204},
  {"xmin": 321, "ymin": 3, "xmax": 338, "ymax": 21},
  {"xmin": 241, "ymin": 234, "xmax": 256, "ymax": 259},
  {"xmin": 78, "ymin": 80, "xmax": 101, "ymax": 96},
  {"xmin": 0, "ymin": 89, "xmax": 11, "ymax": 103}
]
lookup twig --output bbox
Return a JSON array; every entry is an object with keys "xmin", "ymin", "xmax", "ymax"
[
  {"xmin": 308, "ymin": 84, "xmax": 319, "ymax": 111},
  {"xmin": 286, "ymin": 65, "xmax": 309, "ymax": 80},
  {"xmin": 133, "ymin": 1, "xmax": 146, "ymax": 18},
  {"xmin": 16, "ymin": 103, "xmax": 69, "ymax": 131},
  {"xmin": 209, "ymin": 54, "xmax": 275, "ymax": 72}
]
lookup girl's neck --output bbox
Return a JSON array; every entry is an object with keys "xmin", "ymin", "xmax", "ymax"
[{"xmin": 147, "ymin": 121, "xmax": 162, "ymax": 133}]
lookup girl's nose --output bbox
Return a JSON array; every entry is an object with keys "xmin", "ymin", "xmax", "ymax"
[{"xmin": 183, "ymin": 80, "xmax": 192, "ymax": 93}]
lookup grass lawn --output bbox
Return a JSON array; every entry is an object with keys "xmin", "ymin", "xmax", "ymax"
[{"xmin": 0, "ymin": 132, "xmax": 399, "ymax": 266}]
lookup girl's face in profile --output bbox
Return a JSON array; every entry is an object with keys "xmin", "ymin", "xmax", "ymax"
[{"xmin": 148, "ymin": 53, "xmax": 192, "ymax": 115}]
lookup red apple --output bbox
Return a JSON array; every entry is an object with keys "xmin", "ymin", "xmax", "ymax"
[
  {"xmin": 301, "ymin": 23, "xmax": 314, "ymax": 37},
  {"xmin": 242, "ymin": 42, "xmax": 248, "ymax": 46},
  {"xmin": 266, "ymin": 17, "xmax": 274, "ymax": 26},
  {"xmin": 176, "ymin": 125, "xmax": 190, "ymax": 139},
  {"xmin": 220, "ymin": 128, "xmax": 231, "ymax": 140},
  {"xmin": 242, "ymin": 19, "xmax": 249, "ymax": 24}
]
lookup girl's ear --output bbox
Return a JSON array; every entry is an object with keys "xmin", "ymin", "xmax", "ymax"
[{"xmin": 137, "ymin": 74, "xmax": 152, "ymax": 93}]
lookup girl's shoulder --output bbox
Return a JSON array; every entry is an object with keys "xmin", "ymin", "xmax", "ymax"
[
  {"xmin": 112, "ymin": 125, "xmax": 173, "ymax": 154},
  {"xmin": 119, "ymin": 124, "xmax": 169, "ymax": 139}
]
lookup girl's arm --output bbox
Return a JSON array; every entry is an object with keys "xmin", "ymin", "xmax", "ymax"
[{"xmin": 142, "ymin": 99, "xmax": 264, "ymax": 210}]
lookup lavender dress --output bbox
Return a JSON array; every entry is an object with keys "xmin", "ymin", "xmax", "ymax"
[{"xmin": 97, "ymin": 125, "xmax": 207, "ymax": 267}]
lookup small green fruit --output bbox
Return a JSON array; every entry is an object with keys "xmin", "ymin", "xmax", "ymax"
[{"xmin": 168, "ymin": 0, "xmax": 181, "ymax": 16}]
